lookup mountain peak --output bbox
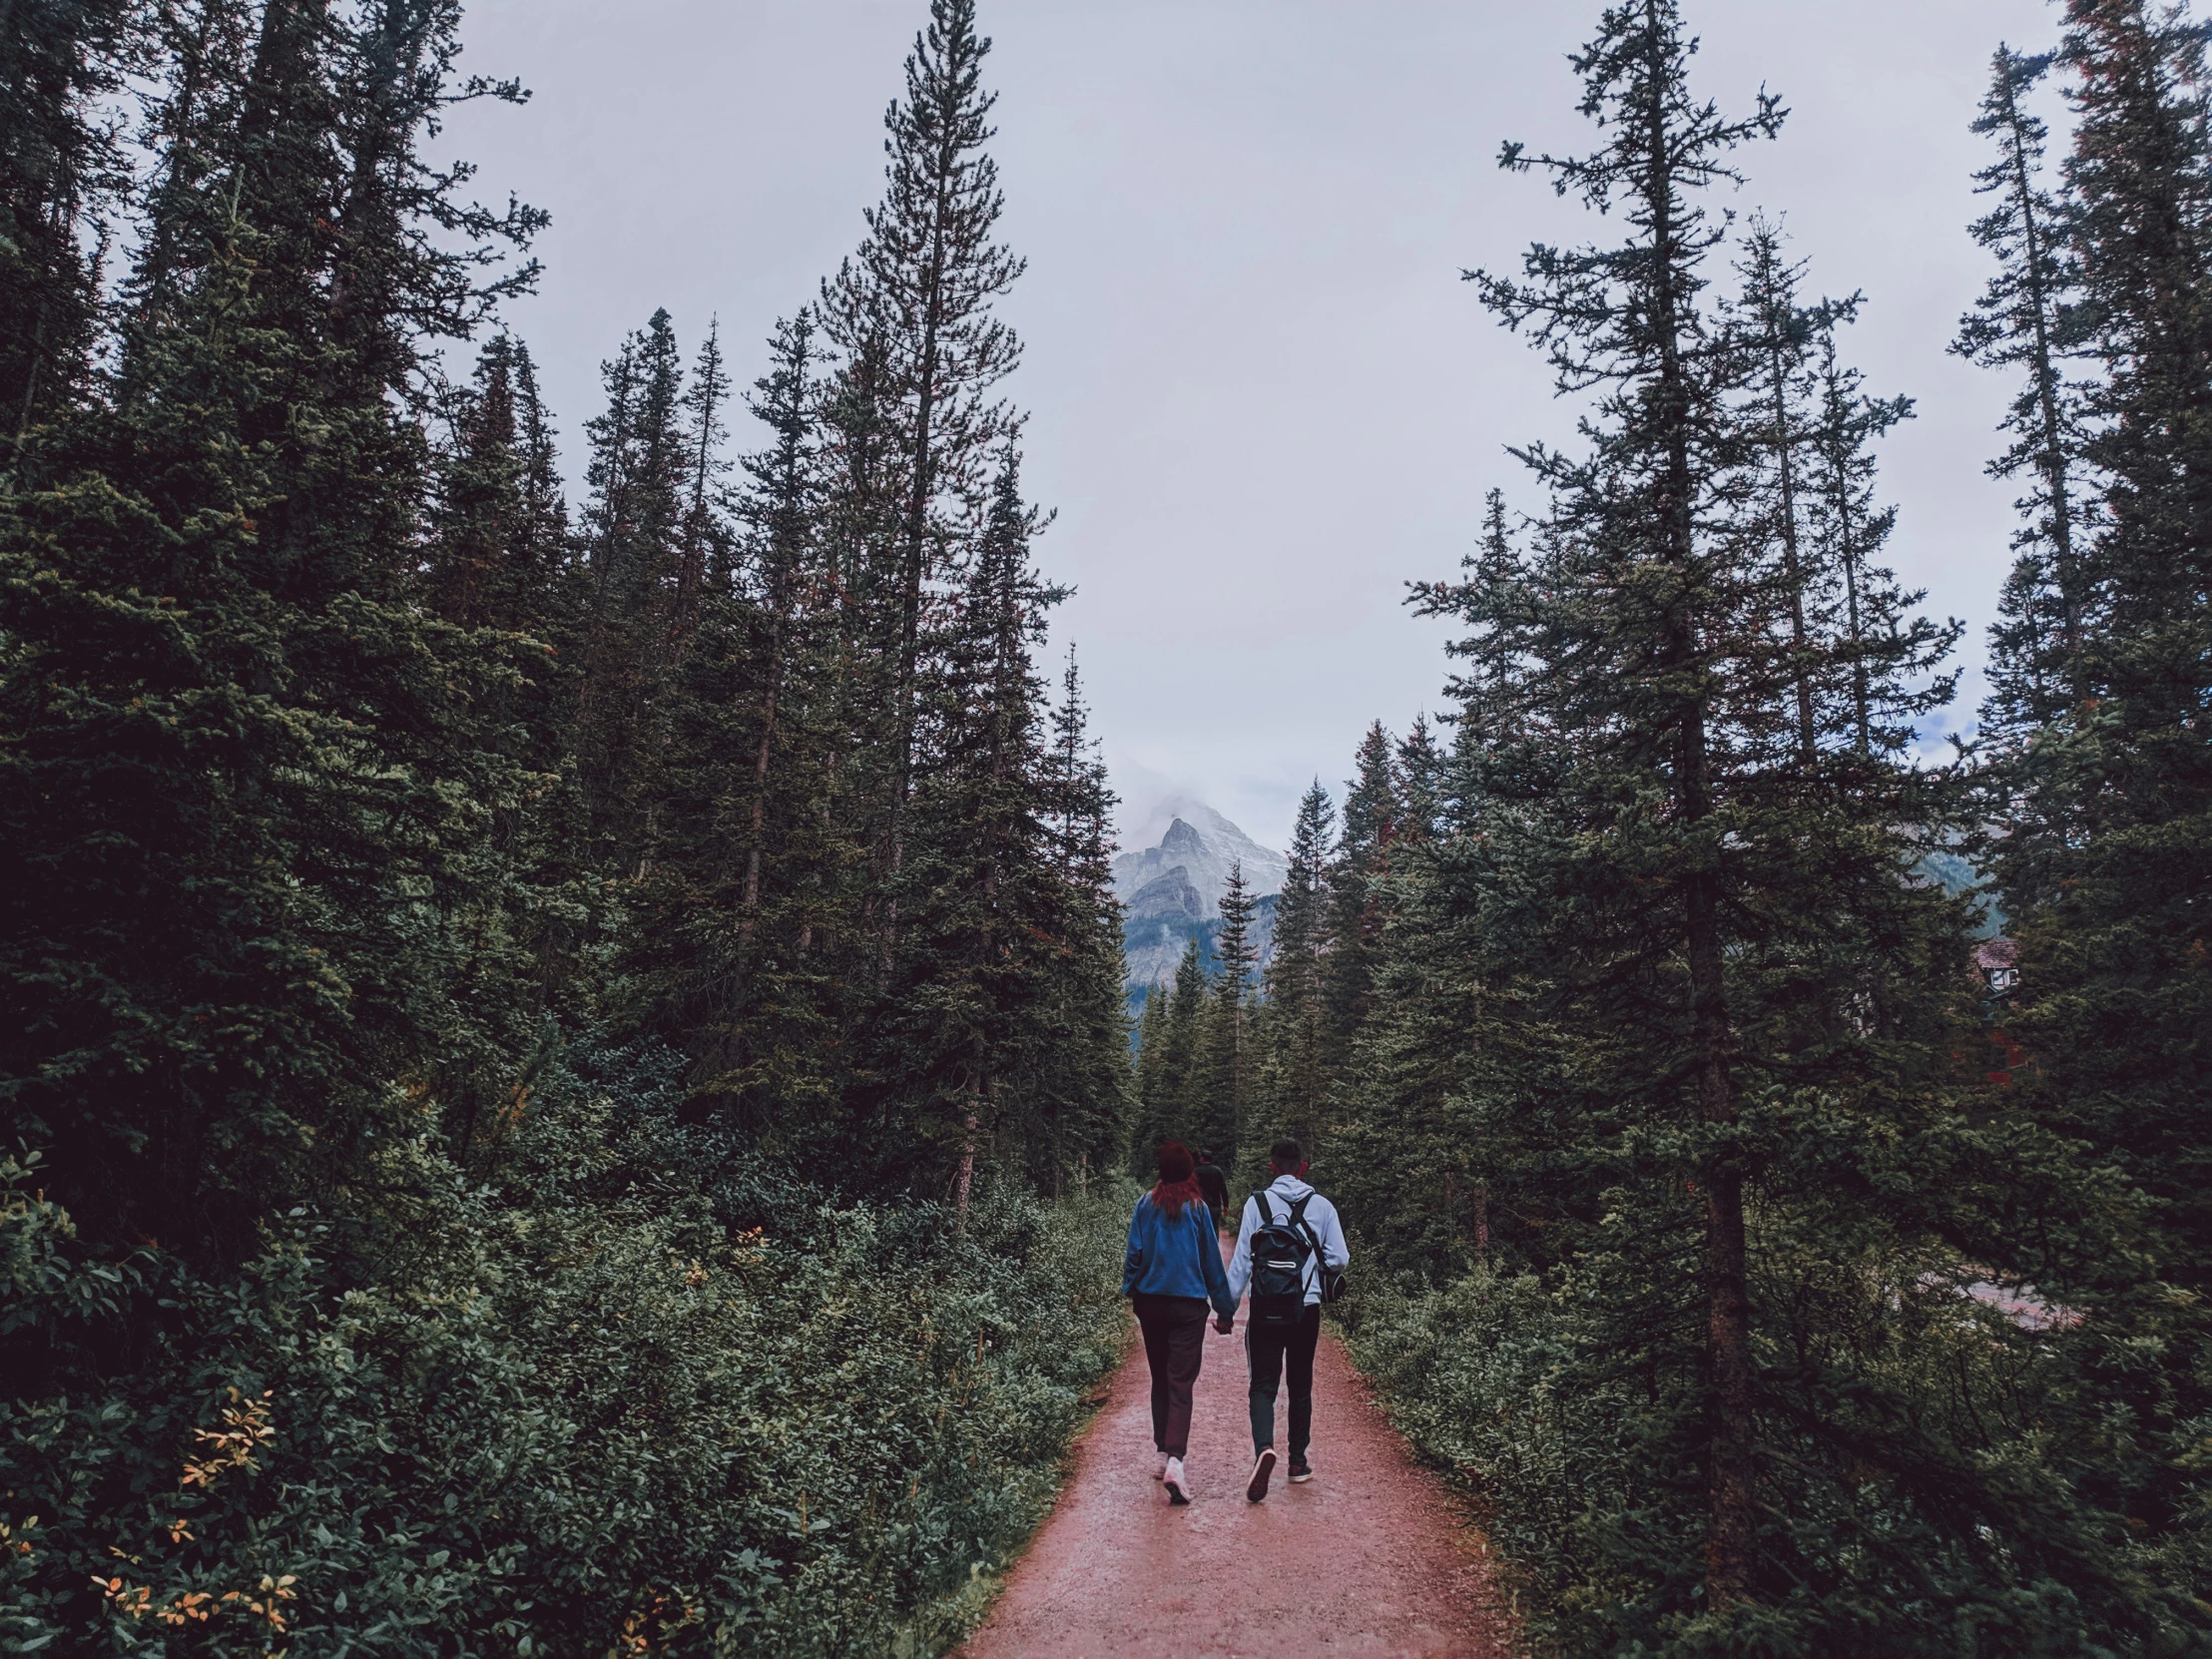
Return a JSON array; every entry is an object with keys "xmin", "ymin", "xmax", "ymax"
[
  {"xmin": 1160, "ymin": 817, "xmax": 1208, "ymax": 855},
  {"xmin": 1114, "ymin": 802, "xmax": 1286, "ymax": 912},
  {"xmin": 1114, "ymin": 801, "xmax": 1287, "ymax": 989}
]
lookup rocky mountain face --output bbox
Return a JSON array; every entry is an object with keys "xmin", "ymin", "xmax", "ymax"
[{"xmin": 1114, "ymin": 801, "xmax": 1285, "ymax": 990}]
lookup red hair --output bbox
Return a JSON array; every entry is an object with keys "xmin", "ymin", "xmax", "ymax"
[{"xmin": 1151, "ymin": 1140, "xmax": 1203, "ymax": 1220}]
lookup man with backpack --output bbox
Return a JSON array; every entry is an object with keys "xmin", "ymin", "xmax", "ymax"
[{"xmin": 1222, "ymin": 1137, "xmax": 1350, "ymax": 1502}]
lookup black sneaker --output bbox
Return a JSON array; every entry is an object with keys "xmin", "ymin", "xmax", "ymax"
[
  {"xmin": 1289, "ymin": 1457, "xmax": 1314, "ymax": 1483},
  {"xmin": 1246, "ymin": 1447, "xmax": 1277, "ymax": 1503}
]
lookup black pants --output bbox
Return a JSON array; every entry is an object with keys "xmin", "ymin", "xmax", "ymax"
[
  {"xmin": 1246, "ymin": 1304, "xmax": 1322, "ymax": 1458},
  {"xmin": 1132, "ymin": 1294, "xmax": 1210, "ymax": 1458}
]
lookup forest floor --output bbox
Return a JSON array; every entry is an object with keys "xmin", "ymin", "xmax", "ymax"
[{"xmin": 954, "ymin": 1239, "xmax": 1517, "ymax": 1658}]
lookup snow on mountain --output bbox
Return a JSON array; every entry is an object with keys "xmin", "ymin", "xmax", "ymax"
[
  {"xmin": 1114, "ymin": 800, "xmax": 1285, "ymax": 991},
  {"xmin": 1113, "ymin": 797, "xmax": 1287, "ymax": 911}
]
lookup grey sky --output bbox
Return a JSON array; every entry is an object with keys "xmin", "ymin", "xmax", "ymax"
[{"xmin": 446, "ymin": 0, "xmax": 2060, "ymax": 852}]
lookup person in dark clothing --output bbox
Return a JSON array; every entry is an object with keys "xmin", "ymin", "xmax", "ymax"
[
  {"xmin": 1224, "ymin": 1137, "xmax": 1351, "ymax": 1502},
  {"xmin": 1122, "ymin": 1140, "xmax": 1238, "ymax": 1504},
  {"xmin": 1193, "ymin": 1149, "xmax": 1230, "ymax": 1232}
]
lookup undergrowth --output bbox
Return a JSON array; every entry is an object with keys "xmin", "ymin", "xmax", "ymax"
[{"xmin": 1, "ymin": 1060, "xmax": 1132, "ymax": 1657}]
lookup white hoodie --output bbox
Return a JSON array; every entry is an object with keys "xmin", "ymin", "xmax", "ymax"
[{"xmin": 1226, "ymin": 1174, "xmax": 1350, "ymax": 1310}]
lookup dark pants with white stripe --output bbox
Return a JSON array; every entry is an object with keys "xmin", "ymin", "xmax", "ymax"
[{"xmin": 1246, "ymin": 1304, "xmax": 1322, "ymax": 1458}]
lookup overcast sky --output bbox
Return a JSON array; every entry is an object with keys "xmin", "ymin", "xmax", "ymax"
[{"xmin": 445, "ymin": 0, "xmax": 2064, "ymax": 853}]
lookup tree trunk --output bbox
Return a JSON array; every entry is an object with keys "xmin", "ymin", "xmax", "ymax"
[
  {"xmin": 954, "ymin": 1093, "xmax": 978, "ymax": 1215},
  {"xmin": 2000, "ymin": 69, "xmax": 2081, "ymax": 682},
  {"xmin": 1767, "ymin": 337, "xmax": 1817, "ymax": 765},
  {"xmin": 1641, "ymin": 6, "xmax": 1757, "ymax": 1598},
  {"xmin": 1690, "ymin": 871, "xmax": 1757, "ymax": 1608}
]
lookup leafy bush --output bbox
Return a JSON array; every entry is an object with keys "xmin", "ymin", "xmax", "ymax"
[
  {"xmin": 1344, "ymin": 1222, "xmax": 2207, "ymax": 1658},
  {"xmin": 1, "ymin": 1074, "xmax": 1131, "ymax": 1657}
]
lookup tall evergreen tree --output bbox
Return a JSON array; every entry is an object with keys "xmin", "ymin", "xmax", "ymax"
[
  {"xmin": 891, "ymin": 450, "xmax": 1060, "ymax": 1204},
  {"xmin": 1321, "ymin": 722, "xmax": 1399, "ymax": 1054},
  {"xmin": 1955, "ymin": 43, "xmax": 2092, "ymax": 728},
  {"xmin": 733, "ymin": 312, "xmax": 819, "ymax": 945},
  {"xmin": 1261, "ymin": 781, "xmax": 1335, "ymax": 1153},
  {"xmin": 1965, "ymin": 1, "xmax": 2212, "ymax": 1575},
  {"xmin": 2, "ymin": 0, "xmax": 541, "ymax": 1269},
  {"xmin": 623, "ymin": 310, "xmax": 858, "ymax": 1149},
  {"xmin": 1806, "ymin": 322, "xmax": 1917, "ymax": 756},
  {"xmin": 1452, "ymin": 0, "xmax": 2012, "ymax": 1616},
  {"xmin": 1130, "ymin": 975, "xmax": 1174, "ymax": 1170},
  {"xmin": 425, "ymin": 332, "xmax": 574, "ymax": 645},
  {"xmin": 821, "ymin": 0, "xmax": 1025, "ymax": 919},
  {"xmin": 1025, "ymin": 647, "xmax": 1136, "ymax": 1187},
  {"xmin": 571, "ymin": 308, "xmax": 693, "ymax": 872},
  {"xmin": 1394, "ymin": 716, "xmax": 1445, "ymax": 843},
  {"xmin": 0, "ymin": 0, "xmax": 138, "ymax": 451},
  {"xmin": 1153, "ymin": 936, "xmax": 1209, "ymax": 1160},
  {"xmin": 1735, "ymin": 215, "xmax": 1825, "ymax": 764},
  {"xmin": 1194, "ymin": 859, "xmax": 1258, "ymax": 1167},
  {"xmin": 1378, "ymin": 3, "xmax": 2168, "ymax": 1641},
  {"xmin": 1468, "ymin": 4, "xmax": 1784, "ymax": 1594}
]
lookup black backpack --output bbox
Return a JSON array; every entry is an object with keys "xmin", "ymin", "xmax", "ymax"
[{"xmin": 1248, "ymin": 1190, "xmax": 1318, "ymax": 1328}]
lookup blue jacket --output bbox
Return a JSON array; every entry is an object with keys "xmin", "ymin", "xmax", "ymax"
[{"xmin": 1123, "ymin": 1191, "xmax": 1237, "ymax": 1320}]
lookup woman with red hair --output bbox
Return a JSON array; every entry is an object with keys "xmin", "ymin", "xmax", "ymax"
[{"xmin": 1122, "ymin": 1140, "xmax": 1238, "ymax": 1503}]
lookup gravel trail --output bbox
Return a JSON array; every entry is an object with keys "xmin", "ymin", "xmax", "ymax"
[{"xmin": 956, "ymin": 1242, "xmax": 1513, "ymax": 1658}]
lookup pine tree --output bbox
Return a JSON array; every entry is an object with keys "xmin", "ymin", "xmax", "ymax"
[
  {"xmin": 872, "ymin": 449, "xmax": 1066, "ymax": 1203},
  {"xmin": 1955, "ymin": 43, "xmax": 2092, "ymax": 728},
  {"xmin": 621, "ymin": 310, "xmax": 854, "ymax": 1150},
  {"xmin": 1735, "ymin": 215, "xmax": 1824, "ymax": 764},
  {"xmin": 1194, "ymin": 860, "xmax": 1258, "ymax": 1167},
  {"xmin": 1261, "ymin": 781, "xmax": 1335, "ymax": 1154},
  {"xmin": 1130, "ymin": 978, "xmax": 1171, "ymax": 1170},
  {"xmin": 1966, "ymin": 2, "xmax": 2212, "ymax": 1574},
  {"xmin": 1988, "ymin": 0, "xmax": 2212, "ymax": 1250},
  {"xmin": 734, "ymin": 313, "xmax": 818, "ymax": 943},
  {"xmin": 821, "ymin": 0, "xmax": 1025, "ymax": 922},
  {"xmin": 812, "ymin": 316, "xmax": 905, "ymax": 1000},
  {"xmin": 1806, "ymin": 322, "xmax": 1919, "ymax": 756},
  {"xmin": 672, "ymin": 319, "xmax": 735, "ymax": 644},
  {"xmin": 1323, "ymin": 770, "xmax": 1491, "ymax": 1283},
  {"xmin": 1466, "ymin": 0, "xmax": 1778, "ymax": 1605},
  {"xmin": 572, "ymin": 308, "xmax": 692, "ymax": 873},
  {"xmin": 1, "ymin": 0, "xmax": 542, "ymax": 1265},
  {"xmin": 1321, "ymin": 723, "xmax": 1399, "ymax": 1055},
  {"xmin": 0, "ymin": 0, "xmax": 138, "ymax": 452},
  {"xmin": 1412, "ymin": 2, "xmax": 2149, "ymax": 1635},
  {"xmin": 1394, "ymin": 717, "xmax": 1445, "ymax": 843},
  {"xmin": 426, "ymin": 333, "xmax": 575, "ymax": 648},
  {"xmin": 1027, "ymin": 647, "xmax": 1136, "ymax": 1187},
  {"xmin": 1151, "ymin": 936, "xmax": 1209, "ymax": 1161}
]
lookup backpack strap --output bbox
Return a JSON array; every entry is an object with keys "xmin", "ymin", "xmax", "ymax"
[{"xmin": 1286, "ymin": 1193, "xmax": 1322, "ymax": 1294}]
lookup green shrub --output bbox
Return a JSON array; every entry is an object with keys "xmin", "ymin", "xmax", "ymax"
[
  {"xmin": 1344, "ymin": 1229, "xmax": 2206, "ymax": 1658},
  {"xmin": 1, "ymin": 1077, "xmax": 1131, "ymax": 1656}
]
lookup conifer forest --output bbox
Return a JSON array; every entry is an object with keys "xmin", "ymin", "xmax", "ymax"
[{"xmin": 4, "ymin": 0, "xmax": 2212, "ymax": 1653}]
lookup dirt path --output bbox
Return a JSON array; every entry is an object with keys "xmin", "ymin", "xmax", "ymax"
[{"xmin": 957, "ymin": 1247, "xmax": 1513, "ymax": 1658}]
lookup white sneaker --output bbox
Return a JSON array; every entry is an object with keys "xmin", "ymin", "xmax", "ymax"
[
  {"xmin": 1246, "ymin": 1446, "xmax": 1277, "ymax": 1503},
  {"xmin": 1163, "ymin": 1455, "xmax": 1190, "ymax": 1505},
  {"xmin": 1155, "ymin": 1454, "xmax": 1169, "ymax": 1481}
]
